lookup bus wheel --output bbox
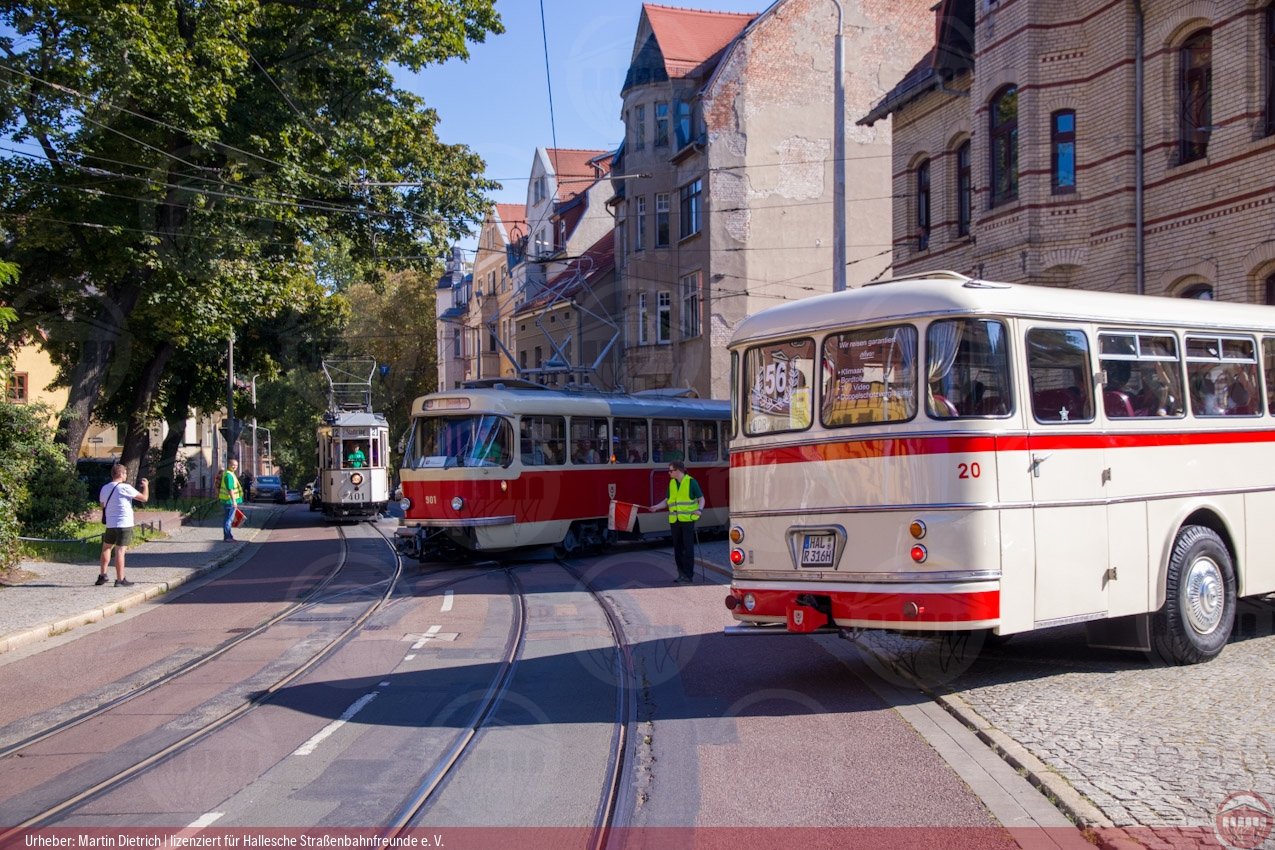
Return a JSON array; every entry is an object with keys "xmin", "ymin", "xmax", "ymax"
[{"xmin": 1151, "ymin": 525, "xmax": 1235, "ymax": 665}]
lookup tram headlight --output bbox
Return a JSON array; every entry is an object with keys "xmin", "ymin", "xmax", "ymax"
[
  {"xmin": 451, "ymin": 496, "xmax": 465, "ymax": 511},
  {"xmin": 350, "ymin": 472, "xmax": 364, "ymax": 487},
  {"xmin": 910, "ymin": 544, "xmax": 928, "ymax": 563},
  {"xmin": 730, "ymin": 548, "xmax": 746, "ymax": 566},
  {"xmin": 729, "ymin": 525, "xmax": 745, "ymax": 544},
  {"xmin": 742, "ymin": 592, "xmax": 756, "ymax": 612},
  {"xmin": 400, "ymin": 496, "xmax": 412, "ymax": 512}
]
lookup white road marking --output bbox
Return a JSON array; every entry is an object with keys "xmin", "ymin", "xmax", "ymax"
[
  {"xmin": 411, "ymin": 625, "xmax": 443, "ymax": 650},
  {"xmin": 404, "ymin": 654, "xmax": 416, "ymax": 661},
  {"xmin": 187, "ymin": 813, "xmax": 224, "ymax": 828},
  {"xmin": 292, "ymin": 692, "xmax": 378, "ymax": 756},
  {"xmin": 441, "ymin": 590, "xmax": 454, "ymax": 612},
  {"xmin": 379, "ymin": 681, "xmax": 390, "ymax": 686}
]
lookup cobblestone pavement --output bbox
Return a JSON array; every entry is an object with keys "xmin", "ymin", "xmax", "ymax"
[
  {"xmin": 705, "ymin": 537, "xmax": 1275, "ymax": 837},
  {"xmin": 0, "ymin": 504, "xmax": 277, "ymax": 652}
]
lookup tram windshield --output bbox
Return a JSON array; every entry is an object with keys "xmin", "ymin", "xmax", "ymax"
[{"xmin": 407, "ymin": 415, "xmax": 513, "ymax": 468}]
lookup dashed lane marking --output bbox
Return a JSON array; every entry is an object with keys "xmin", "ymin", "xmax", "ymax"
[
  {"xmin": 292, "ymin": 692, "xmax": 378, "ymax": 756},
  {"xmin": 187, "ymin": 813, "xmax": 224, "ymax": 828},
  {"xmin": 441, "ymin": 590, "xmax": 454, "ymax": 612}
]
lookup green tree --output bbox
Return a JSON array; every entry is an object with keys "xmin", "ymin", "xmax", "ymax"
[{"xmin": 0, "ymin": 0, "xmax": 501, "ymax": 471}]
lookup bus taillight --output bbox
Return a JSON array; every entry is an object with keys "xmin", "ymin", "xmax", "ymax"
[{"xmin": 910, "ymin": 545, "xmax": 927, "ymax": 563}]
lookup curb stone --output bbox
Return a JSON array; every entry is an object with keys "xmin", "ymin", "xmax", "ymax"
[{"xmin": 1, "ymin": 508, "xmax": 283, "ymax": 654}]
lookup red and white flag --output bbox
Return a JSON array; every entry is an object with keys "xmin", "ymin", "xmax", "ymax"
[{"xmin": 608, "ymin": 500, "xmax": 639, "ymax": 532}]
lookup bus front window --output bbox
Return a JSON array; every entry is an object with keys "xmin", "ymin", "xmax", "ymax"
[
  {"xmin": 744, "ymin": 338, "xmax": 815, "ymax": 435},
  {"xmin": 926, "ymin": 320, "xmax": 1013, "ymax": 418},
  {"xmin": 415, "ymin": 416, "xmax": 513, "ymax": 468}
]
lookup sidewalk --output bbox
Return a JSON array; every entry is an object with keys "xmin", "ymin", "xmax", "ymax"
[{"xmin": 0, "ymin": 503, "xmax": 278, "ymax": 654}]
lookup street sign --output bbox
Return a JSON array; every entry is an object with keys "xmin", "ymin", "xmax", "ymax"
[
  {"xmin": 87, "ymin": 436, "xmax": 104, "ymax": 443},
  {"xmin": 218, "ymin": 419, "xmax": 245, "ymax": 444}
]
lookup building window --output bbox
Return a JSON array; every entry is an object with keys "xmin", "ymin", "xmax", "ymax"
[
  {"xmin": 956, "ymin": 141, "xmax": 972, "ymax": 236},
  {"xmin": 638, "ymin": 292, "xmax": 650, "ymax": 345},
  {"xmin": 635, "ymin": 104, "xmax": 646, "ymax": 149},
  {"xmin": 678, "ymin": 179, "xmax": 702, "ymax": 240},
  {"xmin": 1180, "ymin": 29, "xmax": 1212, "ymax": 163},
  {"xmin": 1265, "ymin": 272, "xmax": 1275, "ymax": 305},
  {"xmin": 1181, "ymin": 283, "xmax": 1214, "ymax": 300},
  {"xmin": 1051, "ymin": 110, "xmax": 1076, "ymax": 193},
  {"xmin": 681, "ymin": 272, "xmax": 702, "ymax": 338},
  {"xmin": 990, "ymin": 86, "xmax": 1018, "ymax": 206},
  {"xmin": 519, "ymin": 349, "xmax": 527, "ymax": 369},
  {"xmin": 655, "ymin": 102, "xmax": 669, "ymax": 147},
  {"xmin": 489, "ymin": 330, "xmax": 498, "ymax": 353},
  {"xmin": 657, "ymin": 291, "xmax": 671, "ymax": 344},
  {"xmin": 533, "ymin": 174, "xmax": 548, "ymax": 204},
  {"xmin": 655, "ymin": 193, "xmax": 670, "ymax": 247},
  {"xmin": 635, "ymin": 196, "xmax": 646, "ymax": 251},
  {"xmin": 674, "ymin": 99, "xmax": 692, "ymax": 148},
  {"xmin": 6, "ymin": 372, "xmax": 27, "ymax": 403},
  {"xmin": 916, "ymin": 159, "xmax": 931, "ymax": 250},
  {"xmin": 1266, "ymin": 7, "xmax": 1274, "ymax": 136},
  {"xmin": 453, "ymin": 328, "xmax": 461, "ymax": 358},
  {"xmin": 535, "ymin": 346, "xmax": 543, "ymax": 368}
]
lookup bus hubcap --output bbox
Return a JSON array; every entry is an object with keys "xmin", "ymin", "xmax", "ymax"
[{"xmin": 1184, "ymin": 557, "xmax": 1224, "ymax": 635}]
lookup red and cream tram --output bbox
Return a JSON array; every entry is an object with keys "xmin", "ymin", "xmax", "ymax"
[
  {"xmin": 725, "ymin": 271, "xmax": 1275, "ymax": 664},
  {"xmin": 396, "ymin": 380, "xmax": 730, "ymax": 560}
]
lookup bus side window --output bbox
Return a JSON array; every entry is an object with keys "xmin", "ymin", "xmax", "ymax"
[{"xmin": 1027, "ymin": 328, "xmax": 1095, "ymax": 423}]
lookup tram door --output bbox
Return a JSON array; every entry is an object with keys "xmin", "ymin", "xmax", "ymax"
[{"xmin": 1025, "ymin": 327, "xmax": 1109, "ymax": 626}]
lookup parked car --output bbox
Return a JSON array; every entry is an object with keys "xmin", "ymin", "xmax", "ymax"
[
  {"xmin": 301, "ymin": 480, "xmax": 316, "ymax": 502},
  {"xmin": 278, "ymin": 487, "xmax": 303, "ymax": 504},
  {"xmin": 250, "ymin": 475, "xmax": 284, "ymax": 502}
]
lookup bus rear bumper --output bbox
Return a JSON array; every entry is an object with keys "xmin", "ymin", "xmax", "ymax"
[{"xmin": 725, "ymin": 581, "xmax": 1000, "ymax": 632}]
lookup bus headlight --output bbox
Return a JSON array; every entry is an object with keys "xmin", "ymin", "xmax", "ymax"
[
  {"xmin": 451, "ymin": 496, "xmax": 465, "ymax": 511},
  {"xmin": 400, "ymin": 497, "xmax": 412, "ymax": 512},
  {"xmin": 743, "ymin": 592, "xmax": 756, "ymax": 612},
  {"xmin": 350, "ymin": 472, "xmax": 364, "ymax": 486}
]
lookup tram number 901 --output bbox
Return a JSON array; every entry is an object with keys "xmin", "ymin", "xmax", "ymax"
[{"xmin": 957, "ymin": 462, "xmax": 981, "ymax": 479}]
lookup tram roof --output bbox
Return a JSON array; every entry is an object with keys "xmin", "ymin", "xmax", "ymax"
[
  {"xmin": 411, "ymin": 386, "xmax": 729, "ymax": 420},
  {"xmin": 321, "ymin": 410, "xmax": 388, "ymax": 428},
  {"xmin": 730, "ymin": 273, "xmax": 1275, "ymax": 347}
]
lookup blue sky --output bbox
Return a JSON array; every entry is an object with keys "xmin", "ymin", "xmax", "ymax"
[{"xmin": 399, "ymin": 0, "xmax": 766, "ymax": 215}]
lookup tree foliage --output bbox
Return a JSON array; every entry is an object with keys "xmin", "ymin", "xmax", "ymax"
[{"xmin": 0, "ymin": 0, "xmax": 501, "ymax": 471}]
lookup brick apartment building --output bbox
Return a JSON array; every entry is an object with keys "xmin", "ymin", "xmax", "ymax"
[
  {"xmin": 612, "ymin": 0, "xmax": 933, "ymax": 398},
  {"xmin": 860, "ymin": 0, "xmax": 1275, "ymax": 301}
]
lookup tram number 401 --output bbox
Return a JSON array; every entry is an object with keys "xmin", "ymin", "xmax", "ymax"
[
  {"xmin": 348, "ymin": 491, "xmax": 366, "ymax": 501},
  {"xmin": 957, "ymin": 462, "xmax": 981, "ymax": 479}
]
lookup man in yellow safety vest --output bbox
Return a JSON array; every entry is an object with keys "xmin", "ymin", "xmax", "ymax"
[
  {"xmin": 651, "ymin": 460, "xmax": 704, "ymax": 583},
  {"xmin": 219, "ymin": 458, "xmax": 244, "ymax": 542}
]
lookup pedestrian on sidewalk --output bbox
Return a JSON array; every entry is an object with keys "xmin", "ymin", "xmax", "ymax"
[
  {"xmin": 219, "ymin": 458, "xmax": 244, "ymax": 542},
  {"xmin": 97, "ymin": 464, "xmax": 148, "ymax": 587},
  {"xmin": 650, "ymin": 460, "xmax": 704, "ymax": 584}
]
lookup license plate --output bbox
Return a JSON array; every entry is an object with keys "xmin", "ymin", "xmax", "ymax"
[{"xmin": 800, "ymin": 534, "xmax": 835, "ymax": 567}]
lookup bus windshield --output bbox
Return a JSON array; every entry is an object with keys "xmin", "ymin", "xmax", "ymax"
[{"xmin": 407, "ymin": 415, "xmax": 513, "ymax": 468}]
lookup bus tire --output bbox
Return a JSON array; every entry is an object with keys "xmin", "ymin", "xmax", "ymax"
[{"xmin": 1151, "ymin": 525, "xmax": 1235, "ymax": 665}]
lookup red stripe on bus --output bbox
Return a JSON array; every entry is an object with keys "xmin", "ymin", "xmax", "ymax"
[
  {"xmin": 731, "ymin": 429, "xmax": 1275, "ymax": 467},
  {"xmin": 735, "ymin": 587, "xmax": 1000, "ymax": 624}
]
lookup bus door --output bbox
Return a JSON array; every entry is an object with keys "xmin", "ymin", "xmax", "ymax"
[{"xmin": 1025, "ymin": 327, "xmax": 1109, "ymax": 626}]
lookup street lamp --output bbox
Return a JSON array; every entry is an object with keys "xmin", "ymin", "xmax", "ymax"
[
  {"xmin": 256, "ymin": 427, "xmax": 272, "ymax": 473},
  {"xmin": 249, "ymin": 374, "xmax": 260, "ymax": 477},
  {"xmin": 830, "ymin": 0, "xmax": 847, "ymax": 292}
]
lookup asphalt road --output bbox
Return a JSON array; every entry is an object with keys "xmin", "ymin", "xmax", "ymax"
[{"xmin": 0, "ymin": 509, "xmax": 1081, "ymax": 847}]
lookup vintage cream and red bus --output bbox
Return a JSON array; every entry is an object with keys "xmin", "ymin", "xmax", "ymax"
[
  {"xmin": 396, "ymin": 380, "xmax": 730, "ymax": 560},
  {"xmin": 724, "ymin": 271, "xmax": 1275, "ymax": 664}
]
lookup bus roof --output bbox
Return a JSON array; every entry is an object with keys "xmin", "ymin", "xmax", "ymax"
[
  {"xmin": 411, "ymin": 386, "xmax": 729, "ymax": 420},
  {"xmin": 730, "ymin": 275, "xmax": 1275, "ymax": 347}
]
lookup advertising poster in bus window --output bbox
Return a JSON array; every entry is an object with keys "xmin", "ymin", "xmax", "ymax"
[
  {"xmin": 746, "ymin": 338, "xmax": 815, "ymax": 434},
  {"xmin": 821, "ymin": 326, "xmax": 917, "ymax": 427}
]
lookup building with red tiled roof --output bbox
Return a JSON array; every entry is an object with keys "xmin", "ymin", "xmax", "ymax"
[{"xmin": 612, "ymin": 0, "xmax": 934, "ymax": 398}]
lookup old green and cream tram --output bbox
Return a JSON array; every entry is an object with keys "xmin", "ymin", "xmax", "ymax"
[{"xmin": 316, "ymin": 409, "xmax": 391, "ymax": 521}]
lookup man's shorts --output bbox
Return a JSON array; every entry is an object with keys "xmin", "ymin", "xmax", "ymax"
[{"xmin": 103, "ymin": 526, "xmax": 135, "ymax": 547}]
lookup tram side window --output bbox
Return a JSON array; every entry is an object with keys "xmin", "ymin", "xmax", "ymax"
[
  {"xmin": 926, "ymin": 319, "xmax": 1012, "ymax": 418},
  {"xmin": 1186, "ymin": 335, "xmax": 1261, "ymax": 417},
  {"xmin": 571, "ymin": 418, "xmax": 608, "ymax": 464},
  {"xmin": 1026, "ymin": 328, "xmax": 1095, "ymax": 423},
  {"xmin": 822, "ymin": 325, "xmax": 918, "ymax": 427},
  {"xmin": 743, "ymin": 338, "xmax": 815, "ymax": 435},
  {"xmin": 687, "ymin": 421, "xmax": 719, "ymax": 462},
  {"xmin": 1098, "ymin": 332, "xmax": 1185, "ymax": 418},
  {"xmin": 520, "ymin": 416, "xmax": 565, "ymax": 466},
  {"xmin": 1264, "ymin": 339, "xmax": 1275, "ymax": 415},
  {"xmin": 614, "ymin": 418, "xmax": 649, "ymax": 463},
  {"xmin": 652, "ymin": 419, "xmax": 684, "ymax": 462}
]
